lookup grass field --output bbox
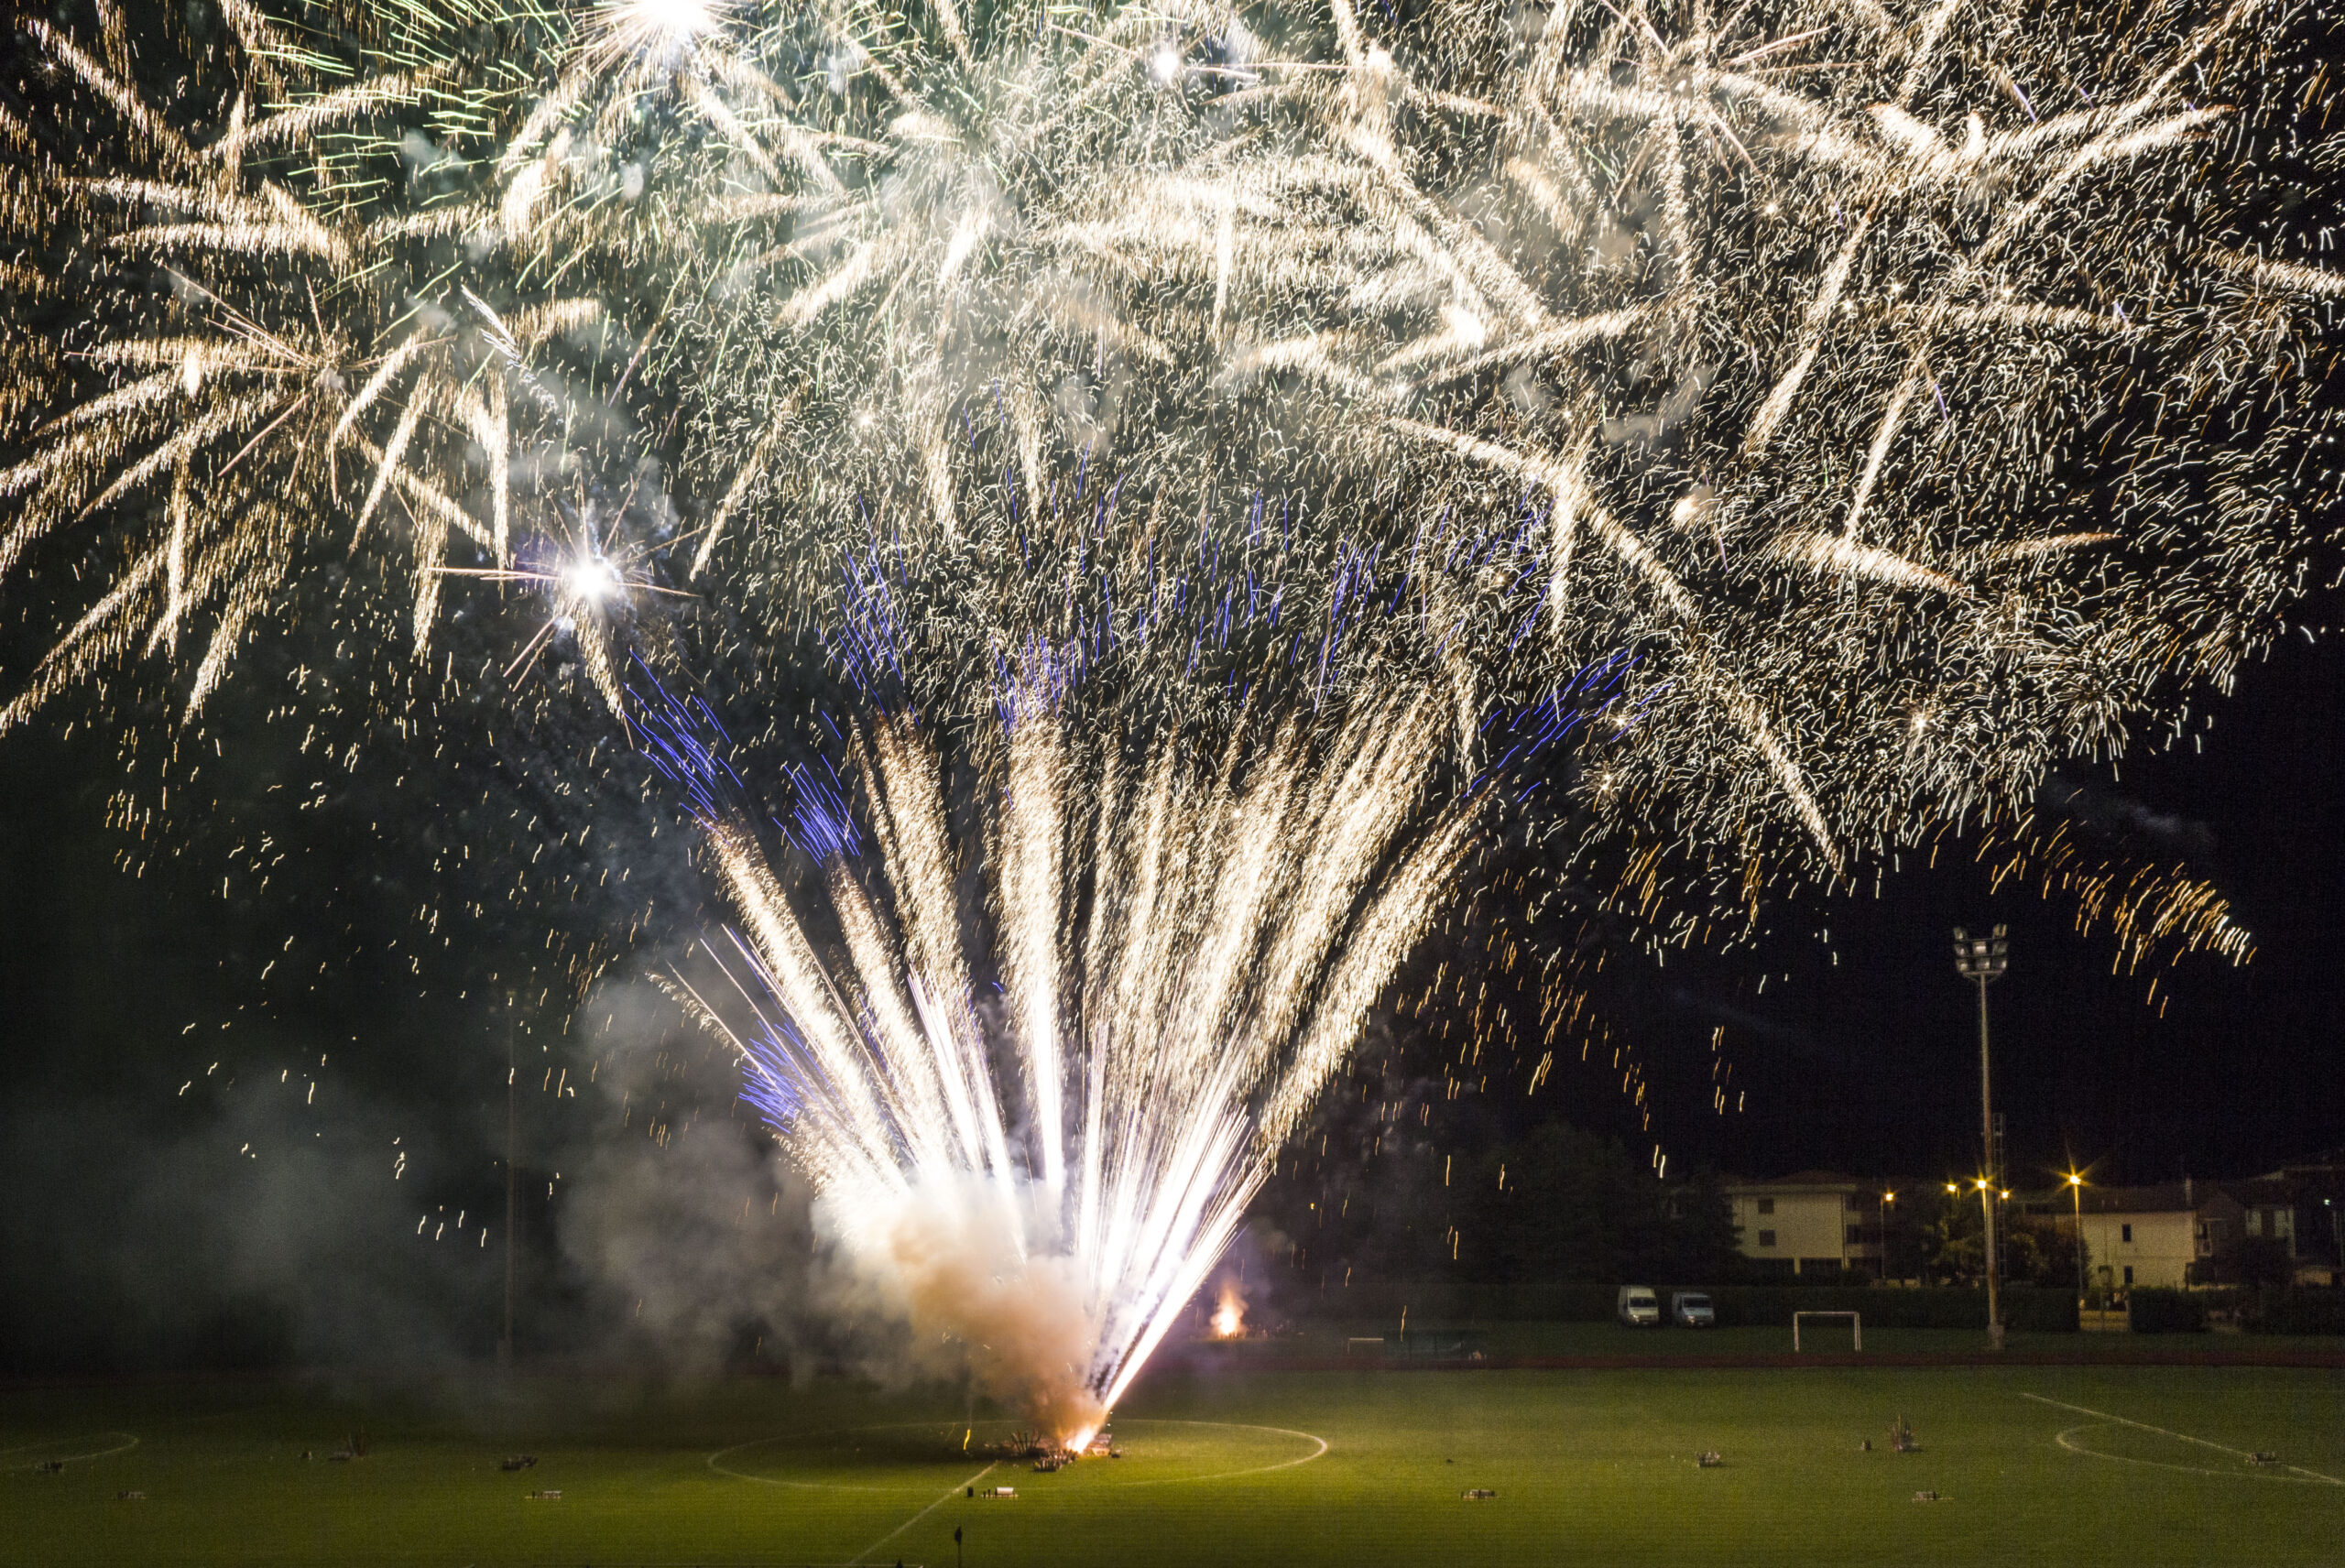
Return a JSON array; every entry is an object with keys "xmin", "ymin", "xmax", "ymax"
[{"xmin": 5, "ymin": 1343, "xmax": 2341, "ymax": 1566}]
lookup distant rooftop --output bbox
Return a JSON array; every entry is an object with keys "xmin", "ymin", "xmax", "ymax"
[
  {"xmin": 1723, "ymin": 1170, "xmax": 1868, "ymax": 1190},
  {"xmin": 2073, "ymin": 1181, "xmax": 2241, "ymax": 1215}
]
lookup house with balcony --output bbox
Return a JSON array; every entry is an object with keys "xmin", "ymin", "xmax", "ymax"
[
  {"xmin": 1722, "ymin": 1172, "xmax": 1882, "ymax": 1277},
  {"xmin": 2228, "ymin": 1175, "xmax": 2298, "ymax": 1255},
  {"xmin": 2072, "ymin": 1181, "xmax": 2245, "ymax": 1291},
  {"xmin": 2215, "ymin": 1157, "xmax": 2345, "ymax": 1283}
]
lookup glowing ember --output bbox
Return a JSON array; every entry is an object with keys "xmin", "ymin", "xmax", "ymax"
[{"xmin": 1210, "ymin": 1281, "xmax": 1246, "ymax": 1339}]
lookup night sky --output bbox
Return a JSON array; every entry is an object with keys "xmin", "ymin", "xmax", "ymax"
[
  {"xmin": 2, "ymin": 580, "xmax": 2340, "ymax": 1369},
  {"xmin": 1657, "ymin": 617, "xmax": 2345, "ymax": 1189}
]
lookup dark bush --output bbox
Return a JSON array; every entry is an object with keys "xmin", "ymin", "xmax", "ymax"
[
  {"xmin": 2245, "ymin": 1289, "xmax": 2345, "ymax": 1334},
  {"xmin": 1317, "ymin": 1281, "xmax": 1620, "ymax": 1323},
  {"xmin": 1706, "ymin": 1286, "xmax": 1982, "ymax": 1329},
  {"xmin": 2004, "ymin": 1287, "xmax": 2081, "ymax": 1333},
  {"xmin": 2129, "ymin": 1288, "xmax": 2208, "ymax": 1334},
  {"xmin": 1314, "ymin": 1281, "xmax": 2080, "ymax": 1330}
]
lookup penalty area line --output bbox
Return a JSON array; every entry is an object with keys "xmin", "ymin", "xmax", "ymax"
[
  {"xmin": 2019, "ymin": 1391, "xmax": 2343, "ymax": 1486},
  {"xmin": 849, "ymin": 1460, "xmax": 996, "ymax": 1566}
]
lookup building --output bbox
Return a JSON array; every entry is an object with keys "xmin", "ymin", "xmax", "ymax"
[
  {"xmin": 2228, "ymin": 1175, "xmax": 2299, "ymax": 1256},
  {"xmin": 2237, "ymin": 1151, "xmax": 2345, "ymax": 1281},
  {"xmin": 2070, "ymin": 1181, "xmax": 2246, "ymax": 1291},
  {"xmin": 1722, "ymin": 1172, "xmax": 1882, "ymax": 1277}
]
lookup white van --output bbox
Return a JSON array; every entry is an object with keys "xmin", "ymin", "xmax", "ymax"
[
  {"xmin": 1671, "ymin": 1290, "xmax": 1716, "ymax": 1327},
  {"xmin": 1617, "ymin": 1285, "xmax": 1661, "ymax": 1326}
]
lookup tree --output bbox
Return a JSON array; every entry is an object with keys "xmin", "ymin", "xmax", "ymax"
[
  {"xmin": 1460, "ymin": 1122, "xmax": 1736, "ymax": 1283},
  {"xmin": 2204, "ymin": 1236, "xmax": 2295, "ymax": 1288},
  {"xmin": 1925, "ymin": 1191, "xmax": 1984, "ymax": 1284}
]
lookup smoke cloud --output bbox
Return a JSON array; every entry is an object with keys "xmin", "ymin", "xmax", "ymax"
[
  {"xmin": 831, "ymin": 1175, "xmax": 1107, "ymax": 1442},
  {"xmin": 560, "ymin": 973, "xmax": 1111, "ymax": 1438}
]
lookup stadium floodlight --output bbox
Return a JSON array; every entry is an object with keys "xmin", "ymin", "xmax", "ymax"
[{"xmin": 1953, "ymin": 925, "xmax": 2010, "ymax": 1350}]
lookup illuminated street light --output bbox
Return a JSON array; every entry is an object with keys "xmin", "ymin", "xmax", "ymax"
[
  {"xmin": 2066, "ymin": 1171, "xmax": 2089, "ymax": 1309},
  {"xmin": 1953, "ymin": 924, "xmax": 2009, "ymax": 1351}
]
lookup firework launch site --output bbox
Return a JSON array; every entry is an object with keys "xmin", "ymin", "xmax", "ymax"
[{"xmin": 5, "ymin": 1350, "xmax": 2343, "ymax": 1567}]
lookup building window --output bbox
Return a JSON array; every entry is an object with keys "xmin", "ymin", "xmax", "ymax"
[
  {"xmin": 1845, "ymin": 1193, "xmax": 1863, "ymax": 1213},
  {"xmin": 1758, "ymin": 1230, "xmax": 1777, "ymax": 1248},
  {"xmin": 2123, "ymin": 1266, "xmax": 2135, "ymax": 1286},
  {"xmin": 2121, "ymin": 1224, "xmax": 2132, "ymax": 1244},
  {"xmin": 1757, "ymin": 1198, "xmax": 1775, "ymax": 1215},
  {"xmin": 1847, "ymin": 1225, "xmax": 1864, "ymax": 1246}
]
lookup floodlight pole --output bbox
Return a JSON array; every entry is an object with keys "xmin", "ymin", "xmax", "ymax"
[
  {"xmin": 500, "ymin": 996, "xmax": 518, "ymax": 1373},
  {"xmin": 1954, "ymin": 927, "xmax": 2008, "ymax": 1351}
]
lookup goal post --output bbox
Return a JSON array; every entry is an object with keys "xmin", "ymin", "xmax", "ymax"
[{"xmin": 1792, "ymin": 1310, "xmax": 1861, "ymax": 1351}]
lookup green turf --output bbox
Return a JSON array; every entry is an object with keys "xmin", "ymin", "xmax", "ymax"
[{"xmin": 5, "ymin": 1354, "xmax": 2340, "ymax": 1565}]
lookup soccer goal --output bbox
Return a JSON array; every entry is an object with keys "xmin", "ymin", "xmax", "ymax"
[{"xmin": 1792, "ymin": 1311, "xmax": 1861, "ymax": 1351}]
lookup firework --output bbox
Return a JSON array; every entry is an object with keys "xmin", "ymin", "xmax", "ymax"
[
  {"xmin": 5, "ymin": 0, "xmax": 2337, "ymax": 907},
  {"xmin": 620, "ymin": 504, "xmax": 1629, "ymax": 1431},
  {"xmin": 636, "ymin": 660, "xmax": 1495, "ymax": 1439}
]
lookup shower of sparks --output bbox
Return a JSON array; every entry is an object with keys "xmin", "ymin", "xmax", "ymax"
[
  {"xmin": 638, "ymin": 665, "xmax": 1489, "ymax": 1441},
  {"xmin": 625, "ymin": 522, "xmax": 1623, "ymax": 1437},
  {"xmin": 2, "ymin": 0, "xmax": 2335, "ymax": 909}
]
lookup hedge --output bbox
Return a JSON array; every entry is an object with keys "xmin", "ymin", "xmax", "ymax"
[
  {"xmin": 1304, "ymin": 1281, "xmax": 2077, "ymax": 1331},
  {"xmin": 1704, "ymin": 1285, "xmax": 2075, "ymax": 1332},
  {"xmin": 2128, "ymin": 1288, "xmax": 2208, "ymax": 1334},
  {"xmin": 2245, "ymin": 1289, "xmax": 2345, "ymax": 1334},
  {"xmin": 1311, "ymin": 1281, "xmax": 1620, "ymax": 1323}
]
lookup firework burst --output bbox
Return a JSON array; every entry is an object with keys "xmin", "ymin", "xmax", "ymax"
[{"xmin": 4, "ymin": 0, "xmax": 2336, "ymax": 903}]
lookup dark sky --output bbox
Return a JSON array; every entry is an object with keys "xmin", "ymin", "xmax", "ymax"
[
  {"xmin": 7, "ymin": 622, "xmax": 2341, "ymax": 1179},
  {"xmin": 1541, "ymin": 621, "xmax": 2345, "ymax": 1191},
  {"xmin": 1, "ymin": 602, "xmax": 2341, "ymax": 1367}
]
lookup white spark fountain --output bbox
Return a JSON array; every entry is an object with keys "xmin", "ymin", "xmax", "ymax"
[{"xmin": 649, "ymin": 679, "xmax": 1483, "ymax": 1443}]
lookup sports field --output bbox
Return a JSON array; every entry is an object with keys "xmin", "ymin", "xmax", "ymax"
[{"xmin": 5, "ymin": 1340, "xmax": 2340, "ymax": 1566}]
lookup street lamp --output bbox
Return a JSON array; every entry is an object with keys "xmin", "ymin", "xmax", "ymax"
[
  {"xmin": 2065, "ymin": 1171, "xmax": 2089, "ymax": 1309},
  {"xmin": 1953, "ymin": 925, "xmax": 2009, "ymax": 1350},
  {"xmin": 1879, "ymin": 1191, "xmax": 1896, "ymax": 1282}
]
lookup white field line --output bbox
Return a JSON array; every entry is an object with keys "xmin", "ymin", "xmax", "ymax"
[
  {"xmin": 849, "ymin": 1461, "xmax": 996, "ymax": 1566},
  {"xmin": 1096, "ymin": 1419, "xmax": 1330, "ymax": 1487},
  {"xmin": 707, "ymin": 1418, "xmax": 1328, "ymax": 1491},
  {"xmin": 2020, "ymin": 1391, "xmax": 2343, "ymax": 1486},
  {"xmin": 1, "ymin": 1431, "xmax": 139, "ymax": 1466},
  {"xmin": 706, "ymin": 1421, "xmax": 988, "ymax": 1494}
]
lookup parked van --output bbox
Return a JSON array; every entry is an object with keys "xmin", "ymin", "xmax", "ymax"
[
  {"xmin": 1617, "ymin": 1285, "xmax": 1661, "ymax": 1326},
  {"xmin": 1671, "ymin": 1290, "xmax": 1716, "ymax": 1327}
]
